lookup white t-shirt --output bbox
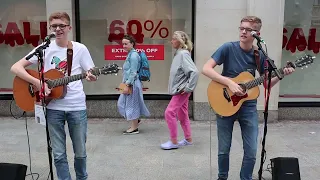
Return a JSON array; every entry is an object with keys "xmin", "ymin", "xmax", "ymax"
[{"xmin": 27, "ymin": 40, "xmax": 95, "ymax": 111}]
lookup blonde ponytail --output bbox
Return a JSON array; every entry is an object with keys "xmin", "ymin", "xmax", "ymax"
[{"xmin": 185, "ymin": 38, "xmax": 193, "ymax": 52}]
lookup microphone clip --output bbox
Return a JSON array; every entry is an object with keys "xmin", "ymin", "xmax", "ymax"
[
  {"xmin": 25, "ymin": 32, "xmax": 55, "ymax": 61},
  {"xmin": 44, "ymin": 32, "xmax": 56, "ymax": 42},
  {"xmin": 251, "ymin": 31, "xmax": 266, "ymax": 45}
]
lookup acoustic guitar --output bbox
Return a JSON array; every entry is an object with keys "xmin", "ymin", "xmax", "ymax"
[
  {"xmin": 13, "ymin": 63, "xmax": 121, "ymax": 112},
  {"xmin": 207, "ymin": 54, "xmax": 315, "ymax": 117}
]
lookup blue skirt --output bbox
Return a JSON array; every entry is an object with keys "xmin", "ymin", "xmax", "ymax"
[{"xmin": 117, "ymin": 79, "xmax": 150, "ymax": 120}]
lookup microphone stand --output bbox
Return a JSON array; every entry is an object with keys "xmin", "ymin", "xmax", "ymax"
[
  {"xmin": 26, "ymin": 39, "xmax": 54, "ymax": 180},
  {"xmin": 256, "ymin": 41, "xmax": 283, "ymax": 180}
]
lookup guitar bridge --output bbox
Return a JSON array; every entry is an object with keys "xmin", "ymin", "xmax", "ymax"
[
  {"xmin": 223, "ymin": 87, "xmax": 248, "ymax": 106},
  {"xmin": 231, "ymin": 94, "xmax": 248, "ymax": 106}
]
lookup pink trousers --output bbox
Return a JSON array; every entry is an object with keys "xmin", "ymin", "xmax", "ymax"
[{"xmin": 164, "ymin": 93, "xmax": 192, "ymax": 140}]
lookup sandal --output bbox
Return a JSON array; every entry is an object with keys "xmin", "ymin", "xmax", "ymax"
[{"xmin": 123, "ymin": 128, "xmax": 139, "ymax": 135}]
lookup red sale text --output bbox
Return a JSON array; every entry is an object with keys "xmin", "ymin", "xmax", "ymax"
[{"xmin": 0, "ymin": 22, "xmax": 47, "ymax": 47}]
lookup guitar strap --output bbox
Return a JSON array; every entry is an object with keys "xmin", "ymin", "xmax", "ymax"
[
  {"xmin": 253, "ymin": 45, "xmax": 262, "ymax": 76},
  {"xmin": 67, "ymin": 41, "xmax": 73, "ymax": 76}
]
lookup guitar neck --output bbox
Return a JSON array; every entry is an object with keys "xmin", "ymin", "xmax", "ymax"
[
  {"xmin": 44, "ymin": 64, "xmax": 120, "ymax": 88},
  {"xmin": 244, "ymin": 68, "xmax": 285, "ymax": 89},
  {"xmin": 47, "ymin": 73, "xmax": 89, "ymax": 88}
]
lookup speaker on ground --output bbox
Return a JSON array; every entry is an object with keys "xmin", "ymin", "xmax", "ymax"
[{"xmin": 0, "ymin": 163, "xmax": 27, "ymax": 180}]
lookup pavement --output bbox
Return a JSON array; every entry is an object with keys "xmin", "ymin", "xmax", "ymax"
[{"xmin": 0, "ymin": 117, "xmax": 319, "ymax": 180}]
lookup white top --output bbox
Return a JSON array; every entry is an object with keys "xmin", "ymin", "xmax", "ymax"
[{"xmin": 27, "ymin": 40, "xmax": 95, "ymax": 111}]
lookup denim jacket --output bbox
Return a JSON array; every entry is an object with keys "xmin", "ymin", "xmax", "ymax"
[{"xmin": 122, "ymin": 49, "xmax": 141, "ymax": 85}]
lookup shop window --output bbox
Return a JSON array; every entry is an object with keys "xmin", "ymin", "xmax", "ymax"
[
  {"xmin": 0, "ymin": 0, "xmax": 47, "ymax": 94},
  {"xmin": 79, "ymin": 0, "xmax": 193, "ymax": 94},
  {"xmin": 280, "ymin": 0, "xmax": 320, "ymax": 102}
]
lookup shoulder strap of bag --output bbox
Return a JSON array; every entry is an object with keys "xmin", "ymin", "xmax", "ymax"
[
  {"xmin": 67, "ymin": 41, "xmax": 73, "ymax": 76},
  {"xmin": 253, "ymin": 45, "xmax": 262, "ymax": 76},
  {"xmin": 128, "ymin": 49, "xmax": 141, "ymax": 73}
]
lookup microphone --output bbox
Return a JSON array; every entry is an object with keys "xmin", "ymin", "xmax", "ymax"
[
  {"xmin": 251, "ymin": 31, "xmax": 266, "ymax": 44},
  {"xmin": 25, "ymin": 32, "xmax": 55, "ymax": 60},
  {"xmin": 44, "ymin": 32, "xmax": 56, "ymax": 41}
]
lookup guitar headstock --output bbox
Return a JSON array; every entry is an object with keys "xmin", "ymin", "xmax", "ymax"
[
  {"xmin": 91, "ymin": 63, "xmax": 122, "ymax": 76},
  {"xmin": 287, "ymin": 54, "xmax": 316, "ymax": 69}
]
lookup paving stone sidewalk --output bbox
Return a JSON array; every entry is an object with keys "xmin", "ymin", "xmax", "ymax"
[{"xmin": 0, "ymin": 117, "xmax": 319, "ymax": 180}]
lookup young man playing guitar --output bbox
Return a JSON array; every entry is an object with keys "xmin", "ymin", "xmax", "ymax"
[
  {"xmin": 11, "ymin": 12, "xmax": 96, "ymax": 180},
  {"xmin": 202, "ymin": 16, "xmax": 294, "ymax": 180}
]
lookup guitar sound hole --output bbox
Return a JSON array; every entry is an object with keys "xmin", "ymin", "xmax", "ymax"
[{"xmin": 238, "ymin": 83, "xmax": 247, "ymax": 94}]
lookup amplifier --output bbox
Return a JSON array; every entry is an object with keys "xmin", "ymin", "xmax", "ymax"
[
  {"xmin": 271, "ymin": 157, "xmax": 301, "ymax": 180},
  {"xmin": 0, "ymin": 163, "xmax": 27, "ymax": 180}
]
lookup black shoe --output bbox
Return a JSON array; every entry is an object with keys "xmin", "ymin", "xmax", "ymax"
[
  {"xmin": 123, "ymin": 128, "xmax": 139, "ymax": 135},
  {"xmin": 217, "ymin": 178, "xmax": 227, "ymax": 180},
  {"xmin": 128, "ymin": 120, "xmax": 142, "ymax": 128}
]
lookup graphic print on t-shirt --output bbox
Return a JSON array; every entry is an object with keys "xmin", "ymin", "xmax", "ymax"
[{"xmin": 51, "ymin": 56, "xmax": 68, "ymax": 75}]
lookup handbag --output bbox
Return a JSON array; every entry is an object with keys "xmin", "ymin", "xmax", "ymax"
[{"xmin": 118, "ymin": 83, "xmax": 132, "ymax": 94}]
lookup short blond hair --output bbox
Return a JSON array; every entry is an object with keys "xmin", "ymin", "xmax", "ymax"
[
  {"xmin": 173, "ymin": 31, "xmax": 193, "ymax": 52},
  {"xmin": 49, "ymin": 12, "xmax": 70, "ymax": 25},
  {"xmin": 241, "ymin": 16, "xmax": 262, "ymax": 30}
]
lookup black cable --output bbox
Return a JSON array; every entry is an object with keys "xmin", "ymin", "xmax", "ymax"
[
  {"xmin": 10, "ymin": 98, "xmax": 39, "ymax": 180},
  {"xmin": 264, "ymin": 43, "xmax": 268, "ymax": 57},
  {"xmin": 259, "ymin": 163, "xmax": 272, "ymax": 180},
  {"xmin": 47, "ymin": 171, "xmax": 51, "ymax": 180}
]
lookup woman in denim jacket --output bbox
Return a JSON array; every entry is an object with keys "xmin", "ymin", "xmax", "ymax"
[{"xmin": 117, "ymin": 34, "xmax": 150, "ymax": 134}]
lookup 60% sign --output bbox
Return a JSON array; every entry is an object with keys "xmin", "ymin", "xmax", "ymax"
[{"xmin": 108, "ymin": 19, "xmax": 169, "ymax": 43}]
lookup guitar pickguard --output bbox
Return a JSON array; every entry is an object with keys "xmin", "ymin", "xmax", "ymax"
[{"xmin": 231, "ymin": 94, "xmax": 248, "ymax": 106}]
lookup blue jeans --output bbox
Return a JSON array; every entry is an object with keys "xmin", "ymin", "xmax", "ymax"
[
  {"xmin": 216, "ymin": 104, "xmax": 259, "ymax": 180},
  {"xmin": 46, "ymin": 109, "xmax": 88, "ymax": 180}
]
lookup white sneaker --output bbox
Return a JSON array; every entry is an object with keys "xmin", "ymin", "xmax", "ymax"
[
  {"xmin": 178, "ymin": 139, "xmax": 193, "ymax": 147},
  {"xmin": 160, "ymin": 141, "xmax": 179, "ymax": 150}
]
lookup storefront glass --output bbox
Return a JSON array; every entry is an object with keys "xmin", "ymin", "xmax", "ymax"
[
  {"xmin": 280, "ymin": 0, "xmax": 320, "ymax": 102},
  {"xmin": 79, "ymin": 0, "xmax": 193, "ymax": 95},
  {"xmin": 0, "ymin": 0, "xmax": 47, "ymax": 94}
]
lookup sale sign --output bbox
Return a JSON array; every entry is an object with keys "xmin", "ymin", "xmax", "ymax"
[
  {"xmin": 107, "ymin": 19, "xmax": 171, "ymax": 44},
  {"xmin": 0, "ymin": 21, "xmax": 47, "ymax": 47},
  {"xmin": 283, "ymin": 27, "xmax": 320, "ymax": 53},
  {"xmin": 104, "ymin": 44, "xmax": 164, "ymax": 60}
]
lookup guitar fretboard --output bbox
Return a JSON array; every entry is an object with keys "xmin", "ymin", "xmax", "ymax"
[
  {"xmin": 47, "ymin": 73, "xmax": 88, "ymax": 88},
  {"xmin": 244, "ymin": 68, "xmax": 284, "ymax": 89}
]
